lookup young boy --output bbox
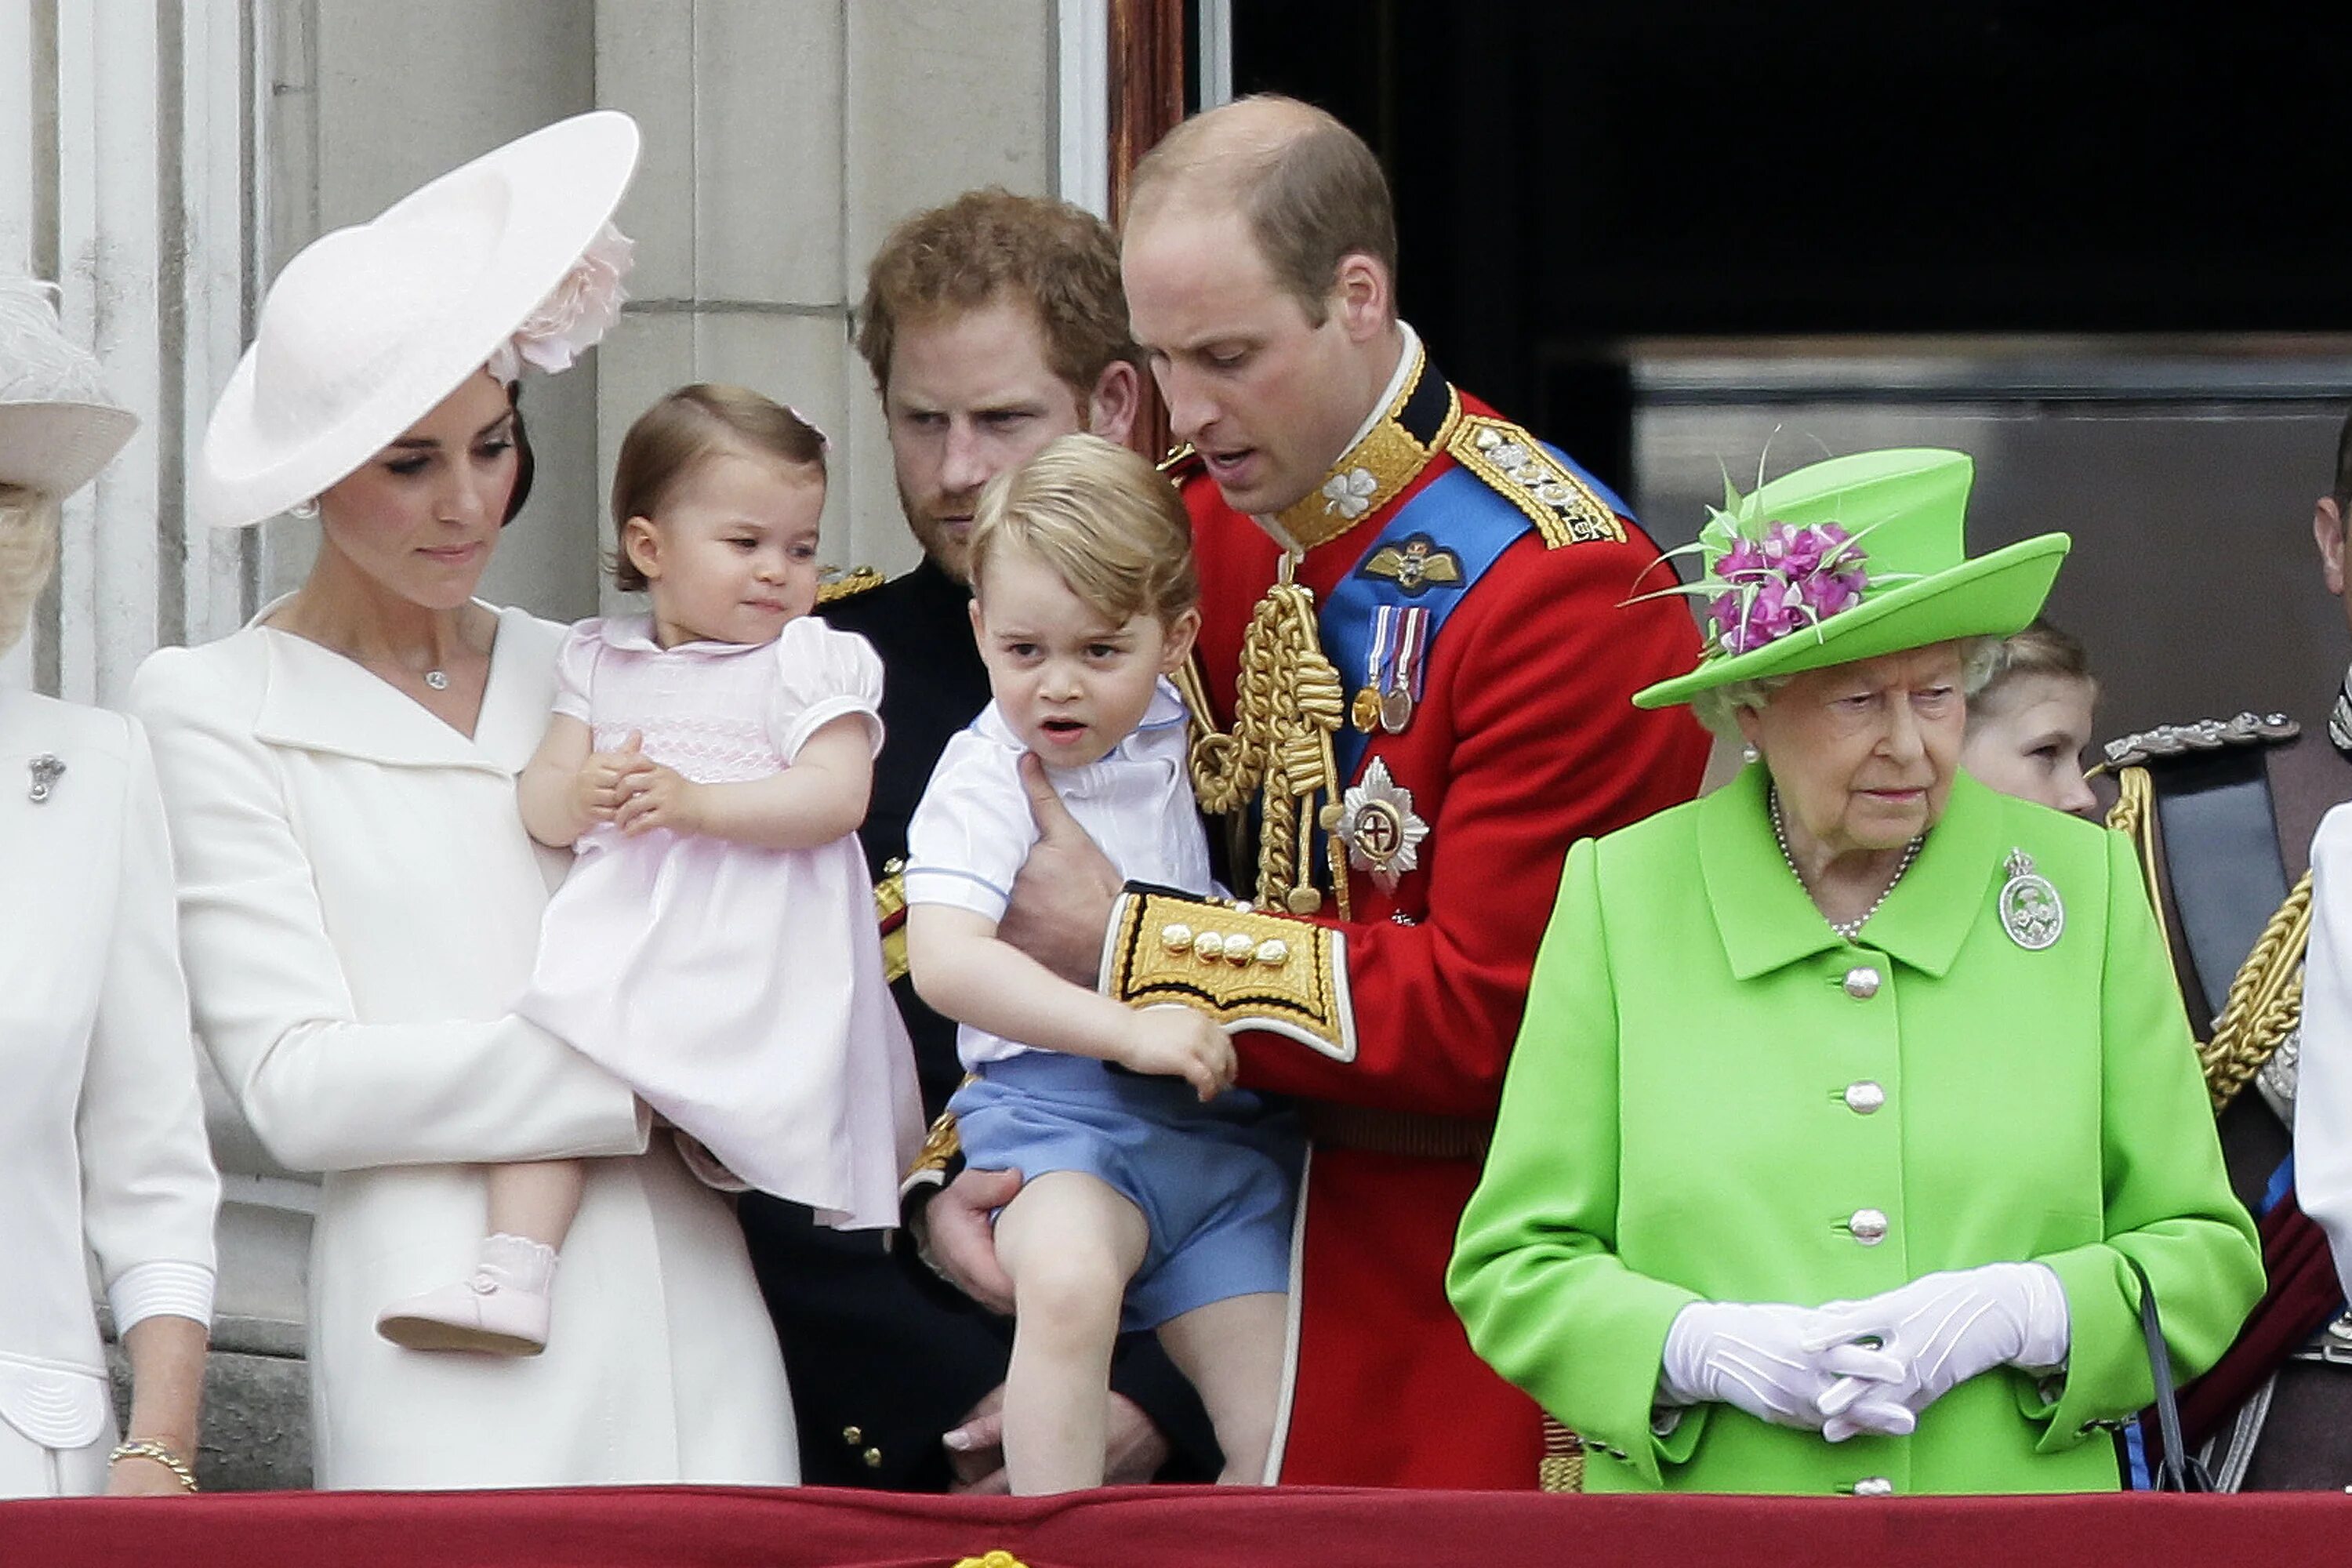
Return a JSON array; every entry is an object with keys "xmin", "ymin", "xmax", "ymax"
[{"xmin": 904, "ymin": 433, "xmax": 1300, "ymax": 1495}]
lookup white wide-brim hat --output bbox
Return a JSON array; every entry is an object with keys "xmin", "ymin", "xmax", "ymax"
[
  {"xmin": 194, "ymin": 109, "xmax": 640, "ymax": 530},
  {"xmin": 0, "ymin": 278, "xmax": 139, "ymax": 500}
]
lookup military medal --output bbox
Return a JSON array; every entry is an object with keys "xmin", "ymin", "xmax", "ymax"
[
  {"xmin": 1338, "ymin": 757, "xmax": 1428, "ymax": 890},
  {"xmin": 1998, "ymin": 848, "xmax": 2063, "ymax": 950},
  {"xmin": 1363, "ymin": 604, "xmax": 1429, "ymax": 736},
  {"xmin": 1352, "ymin": 688, "xmax": 1382, "ymax": 732}
]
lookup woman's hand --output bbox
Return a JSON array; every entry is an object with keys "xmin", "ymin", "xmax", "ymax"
[
  {"xmin": 1660, "ymin": 1301, "xmax": 1907, "ymax": 1435},
  {"xmin": 1808, "ymin": 1263, "xmax": 2071, "ymax": 1440},
  {"xmin": 571, "ymin": 731, "xmax": 656, "ymax": 829},
  {"xmin": 1117, "ymin": 1006, "xmax": 1236, "ymax": 1101},
  {"xmin": 614, "ymin": 763, "xmax": 706, "ymax": 837}
]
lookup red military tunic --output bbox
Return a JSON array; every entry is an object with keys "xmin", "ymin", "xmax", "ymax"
[{"xmin": 1159, "ymin": 343, "xmax": 1707, "ymax": 1486}]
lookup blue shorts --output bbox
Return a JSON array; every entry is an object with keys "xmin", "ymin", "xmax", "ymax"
[{"xmin": 949, "ymin": 1051, "xmax": 1303, "ymax": 1331}]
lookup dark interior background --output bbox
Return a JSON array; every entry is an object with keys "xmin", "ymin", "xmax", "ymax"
[
  {"xmin": 1225, "ymin": 2, "xmax": 2346, "ymax": 496},
  {"xmin": 1221, "ymin": 2, "xmax": 2352, "ymax": 735}
]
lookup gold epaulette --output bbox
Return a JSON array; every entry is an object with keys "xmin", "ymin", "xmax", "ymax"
[
  {"xmin": 1157, "ymin": 442, "xmax": 1203, "ymax": 479},
  {"xmin": 817, "ymin": 565, "xmax": 885, "ymax": 606},
  {"xmin": 1444, "ymin": 416, "xmax": 1626, "ymax": 549},
  {"xmin": 874, "ymin": 866, "xmax": 908, "ymax": 984},
  {"xmin": 1102, "ymin": 888, "xmax": 1354, "ymax": 1061}
]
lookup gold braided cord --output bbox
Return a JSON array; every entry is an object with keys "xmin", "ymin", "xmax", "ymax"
[
  {"xmin": 1188, "ymin": 570, "xmax": 1351, "ymax": 920},
  {"xmin": 2103, "ymin": 765, "xmax": 2170, "ymax": 958},
  {"xmin": 1537, "ymin": 1416, "xmax": 1585, "ymax": 1492},
  {"xmin": 2201, "ymin": 872, "xmax": 2312, "ymax": 1112}
]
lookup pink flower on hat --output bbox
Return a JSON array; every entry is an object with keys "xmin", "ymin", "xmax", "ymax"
[
  {"xmin": 488, "ymin": 222, "xmax": 634, "ymax": 382},
  {"xmin": 1707, "ymin": 520, "xmax": 1869, "ymax": 655}
]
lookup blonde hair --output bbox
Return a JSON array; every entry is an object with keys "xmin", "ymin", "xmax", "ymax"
[
  {"xmin": 1968, "ymin": 618, "xmax": 2096, "ymax": 733},
  {"xmin": 968, "ymin": 434, "xmax": 1197, "ymax": 628},
  {"xmin": 608, "ymin": 384, "xmax": 826, "ymax": 593},
  {"xmin": 0, "ymin": 485, "xmax": 59, "ymax": 657}
]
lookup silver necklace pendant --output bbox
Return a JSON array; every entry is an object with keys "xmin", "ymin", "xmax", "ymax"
[
  {"xmin": 1998, "ymin": 848, "xmax": 2063, "ymax": 950},
  {"xmin": 423, "ymin": 669, "xmax": 450, "ymax": 691}
]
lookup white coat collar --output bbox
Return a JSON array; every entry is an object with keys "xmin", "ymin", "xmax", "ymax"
[{"xmin": 250, "ymin": 601, "xmax": 560, "ymax": 775}]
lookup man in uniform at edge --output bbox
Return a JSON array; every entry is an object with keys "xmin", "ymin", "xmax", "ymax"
[
  {"xmin": 739, "ymin": 189, "xmax": 1215, "ymax": 1491},
  {"xmin": 923, "ymin": 96, "xmax": 1711, "ymax": 1487}
]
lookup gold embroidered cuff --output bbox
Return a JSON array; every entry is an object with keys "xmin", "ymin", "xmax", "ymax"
[
  {"xmin": 900, "ymin": 1102, "xmax": 960, "ymax": 1201},
  {"xmin": 1100, "ymin": 886, "xmax": 1356, "ymax": 1062}
]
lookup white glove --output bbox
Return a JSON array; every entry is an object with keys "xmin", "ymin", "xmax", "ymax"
[
  {"xmin": 1660, "ymin": 1301, "xmax": 1907, "ymax": 1433},
  {"xmin": 1808, "ymin": 1262, "xmax": 2071, "ymax": 1441}
]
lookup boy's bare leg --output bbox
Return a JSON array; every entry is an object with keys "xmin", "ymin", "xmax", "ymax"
[
  {"xmin": 1157, "ymin": 1292, "xmax": 1288, "ymax": 1484},
  {"xmin": 993, "ymin": 1171, "xmax": 1149, "ymax": 1495}
]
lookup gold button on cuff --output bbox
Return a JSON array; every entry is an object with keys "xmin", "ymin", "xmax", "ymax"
[
  {"xmin": 1221, "ymin": 932, "xmax": 1254, "ymax": 963},
  {"xmin": 1159, "ymin": 923, "xmax": 1193, "ymax": 953},
  {"xmin": 1254, "ymin": 938, "xmax": 1290, "ymax": 966},
  {"xmin": 1193, "ymin": 928, "xmax": 1224, "ymax": 958}
]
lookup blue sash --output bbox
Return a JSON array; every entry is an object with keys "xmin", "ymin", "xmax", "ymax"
[{"xmin": 1321, "ymin": 445, "xmax": 1625, "ymax": 785}]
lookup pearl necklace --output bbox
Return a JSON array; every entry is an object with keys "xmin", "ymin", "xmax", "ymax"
[{"xmin": 1769, "ymin": 788, "xmax": 1923, "ymax": 942}]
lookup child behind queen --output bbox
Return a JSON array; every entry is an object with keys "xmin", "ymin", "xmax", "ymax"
[
  {"xmin": 377, "ymin": 383, "xmax": 921, "ymax": 1356},
  {"xmin": 905, "ymin": 432, "xmax": 1302, "ymax": 1494}
]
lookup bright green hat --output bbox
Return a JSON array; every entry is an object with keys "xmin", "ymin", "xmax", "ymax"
[{"xmin": 1632, "ymin": 448, "xmax": 2069, "ymax": 710}]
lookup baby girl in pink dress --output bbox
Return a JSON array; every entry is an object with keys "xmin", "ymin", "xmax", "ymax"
[{"xmin": 378, "ymin": 384, "xmax": 921, "ymax": 1355}]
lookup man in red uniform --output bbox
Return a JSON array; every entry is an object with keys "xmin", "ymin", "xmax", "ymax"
[{"xmin": 928, "ymin": 96, "xmax": 1708, "ymax": 1488}]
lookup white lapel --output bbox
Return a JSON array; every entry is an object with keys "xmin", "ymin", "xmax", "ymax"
[{"xmin": 251, "ymin": 604, "xmax": 562, "ymax": 776}]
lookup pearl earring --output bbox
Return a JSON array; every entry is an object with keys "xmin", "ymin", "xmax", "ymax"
[
  {"xmin": 288, "ymin": 497, "xmax": 320, "ymax": 519},
  {"xmin": 1741, "ymin": 743, "xmax": 1760, "ymax": 764}
]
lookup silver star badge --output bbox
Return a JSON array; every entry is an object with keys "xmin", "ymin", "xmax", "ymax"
[{"xmin": 1338, "ymin": 757, "xmax": 1428, "ymax": 890}]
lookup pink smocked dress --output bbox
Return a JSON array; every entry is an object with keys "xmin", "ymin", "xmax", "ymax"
[{"xmin": 517, "ymin": 615, "xmax": 920, "ymax": 1230}]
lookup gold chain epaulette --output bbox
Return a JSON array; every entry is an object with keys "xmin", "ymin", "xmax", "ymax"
[
  {"xmin": 2096, "ymin": 712, "xmax": 2299, "ymax": 772},
  {"xmin": 1186, "ymin": 563, "xmax": 1351, "ymax": 919},
  {"xmin": 2201, "ymin": 872, "xmax": 2313, "ymax": 1112},
  {"xmin": 817, "ymin": 565, "xmax": 885, "ymax": 605},
  {"xmin": 1446, "ymin": 416, "xmax": 1625, "ymax": 549}
]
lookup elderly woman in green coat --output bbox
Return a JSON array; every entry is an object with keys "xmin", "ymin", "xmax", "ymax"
[{"xmin": 1447, "ymin": 448, "xmax": 2262, "ymax": 1497}]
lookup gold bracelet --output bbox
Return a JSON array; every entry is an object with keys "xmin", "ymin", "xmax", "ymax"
[{"xmin": 108, "ymin": 1439, "xmax": 199, "ymax": 1493}]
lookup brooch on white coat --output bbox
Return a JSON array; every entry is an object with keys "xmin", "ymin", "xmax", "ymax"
[
  {"xmin": 27, "ymin": 753, "xmax": 64, "ymax": 804},
  {"xmin": 1998, "ymin": 848, "xmax": 2063, "ymax": 950}
]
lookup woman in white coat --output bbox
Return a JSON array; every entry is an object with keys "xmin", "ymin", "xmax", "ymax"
[
  {"xmin": 0, "ymin": 279, "xmax": 219, "ymax": 1497},
  {"xmin": 130, "ymin": 112, "xmax": 797, "ymax": 1490}
]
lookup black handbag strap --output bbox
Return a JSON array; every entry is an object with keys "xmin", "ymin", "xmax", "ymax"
[{"xmin": 2127, "ymin": 1256, "xmax": 2212, "ymax": 1493}]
